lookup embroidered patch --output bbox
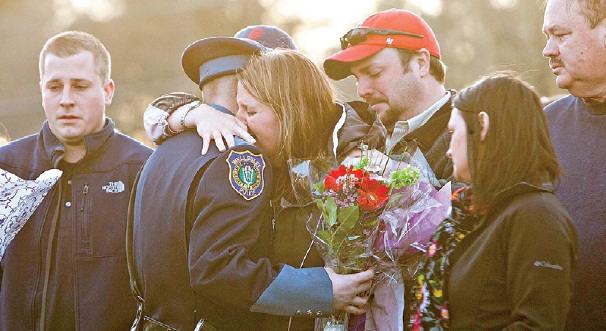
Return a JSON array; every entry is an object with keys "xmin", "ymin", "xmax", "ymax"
[
  {"xmin": 102, "ymin": 181, "xmax": 125, "ymax": 193},
  {"xmin": 226, "ymin": 150, "xmax": 265, "ymax": 200}
]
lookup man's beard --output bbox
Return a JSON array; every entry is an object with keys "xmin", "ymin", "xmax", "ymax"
[{"xmin": 377, "ymin": 105, "xmax": 401, "ymax": 133}]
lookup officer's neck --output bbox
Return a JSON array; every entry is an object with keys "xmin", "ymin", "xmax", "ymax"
[{"xmin": 202, "ymin": 75, "xmax": 238, "ymax": 115}]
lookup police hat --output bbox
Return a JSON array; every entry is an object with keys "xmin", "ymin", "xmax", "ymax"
[{"xmin": 181, "ymin": 37, "xmax": 266, "ymax": 89}]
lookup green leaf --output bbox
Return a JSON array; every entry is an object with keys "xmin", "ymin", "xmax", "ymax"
[
  {"xmin": 324, "ymin": 196, "xmax": 337, "ymax": 227},
  {"xmin": 389, "ymin": 166, "xmax": 421, "ymax": 189},
  {"xmin": 315, "ymin": 198, "xmax": 325, "ymax": 212},
  {"xmin": 331, "ymin": 231, "xmax": 348, "ymax": 251},
  {"xmin": 355, "ymin": 156, "xmax": 370, "ymax": 170},
  {"xmin": 317, "ymin": 229, "xmax": 331, "ymax": 244},
  {"xmin": 313, "ymin": 181, "xmax": 325, "ymax": 194},
  {"xmin": 338, "ymin": 206, "xmax": 360, "ymax": 230}
]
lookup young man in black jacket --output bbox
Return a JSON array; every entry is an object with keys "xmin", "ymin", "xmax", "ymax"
[{"xmin": 0, "ymin": 31, "xmax": 152, "ymax": 330}]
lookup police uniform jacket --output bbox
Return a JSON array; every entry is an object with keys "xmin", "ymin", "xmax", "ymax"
[
  {"xmin": 131, "ymin": 130, "xmax": 334, "ymax": 331},
  {"xmin": 0, "ymin": 119, "xmax": 152, "ymax": 330}
]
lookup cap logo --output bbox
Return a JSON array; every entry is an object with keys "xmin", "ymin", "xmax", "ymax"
[
  {"xmin": 386, "ymin": 38, "xmax": 394, "ymax": 45},
  {"xmin": 247, "ymin": 28, "xmax": 264, "ymax": 41},
  {"xmin": 226, "ymin": 150, "xmax": 265, "ymax": 200}
]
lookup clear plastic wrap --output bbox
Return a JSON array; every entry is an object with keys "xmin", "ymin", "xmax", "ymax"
[{"xmin": 289, "ymin": 148, "xmax": 451, "ymax": 331}]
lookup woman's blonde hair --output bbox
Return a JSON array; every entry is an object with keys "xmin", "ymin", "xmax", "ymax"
[{"xmin": 237, "ymin": 49, "xmax": 340, "ymax": 165}]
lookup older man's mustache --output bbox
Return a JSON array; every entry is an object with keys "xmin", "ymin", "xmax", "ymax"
[{"xmin": 549, "ymin": 57, "xmax": 564, "ymax": 67}]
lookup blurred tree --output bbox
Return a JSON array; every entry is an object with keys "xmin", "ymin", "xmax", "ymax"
[
  {"xmin": 378, "ymin": 0, "xmax": 562, "ymax": 95},
  {"xmin": 323, "ymin": 0, "xmax": 565, "ymax": 102},
  {"xmin": 0, "ymin": 0, "xmax": 567, "ymax": 143},
  {"xmin": 0, "ymin": 0, "xmax": 267, "ymax": 146}
]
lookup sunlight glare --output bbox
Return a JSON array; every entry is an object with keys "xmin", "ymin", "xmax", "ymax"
[
  {"xmin": 409, "ymin": 0, "xmax": 443, "ymax": 16},
  {"xmin": 490, "ymin": 0, "xmax": 519, "ymax": 9},
  {"xmin": 266, "ymin": 0, "xmax": 377, "ymax": 62},
  {"xmin": 71, "ymin": 0, "xmax": 125, "ymax": 22}
]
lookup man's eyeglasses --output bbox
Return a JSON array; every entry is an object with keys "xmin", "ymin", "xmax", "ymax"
[{"xmin": 340, "ymin": 28, "xmax": 424, "ymax": 50}]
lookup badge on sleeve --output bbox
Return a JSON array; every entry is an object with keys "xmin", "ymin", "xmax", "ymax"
[{"xmin": 226, "ymin": 150, "xmax": 266, "ymax": 200}]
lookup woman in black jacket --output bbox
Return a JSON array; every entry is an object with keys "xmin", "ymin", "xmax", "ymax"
[{"xmin": 410, "ymin": 72, "xmax": 578, "ymax": 330}]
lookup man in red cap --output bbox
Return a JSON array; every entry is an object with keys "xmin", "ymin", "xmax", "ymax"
[
  {"xmin": 325, "ymin": 9, "xmax": 455, "ymax": 186},
  {"xmin": 324, "ymin": 9, "xmax": 456, "ymax": 330}
]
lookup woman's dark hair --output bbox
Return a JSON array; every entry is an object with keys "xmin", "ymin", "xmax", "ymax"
[{"xmin": 453, "ymin": 72, "xmax": 560, "ymax": 206}]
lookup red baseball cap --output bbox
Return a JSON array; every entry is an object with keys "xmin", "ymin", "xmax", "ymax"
[{"xmin": 324, "ymin": 9, "xmax": 441, "ymax": 80}]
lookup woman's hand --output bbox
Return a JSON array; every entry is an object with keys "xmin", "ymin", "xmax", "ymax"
[
  {"xmin": 170, "ymin": 103, "xmax": 256, "ymax": 155},
  {"xmin": 325, "ymin": 266, "xmax": 374, "ymax": 315}
]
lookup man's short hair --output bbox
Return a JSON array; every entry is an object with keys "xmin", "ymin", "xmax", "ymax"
[
  {"xmin": 397, "ymin": 48, "xmax": 446, "ymax": 83},
  {"xmin": 576, "ymin": 0, "xmax": 606, "ymax": 28},
  {"xmin": 544, "ymin": 0, "xmax": 606, "ymax": 28},
  {"xmin": 39, "ymin": 31, "xmax": 111, "ymax": 84}
]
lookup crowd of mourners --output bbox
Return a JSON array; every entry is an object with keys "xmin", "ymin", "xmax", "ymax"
[{"xmin": 0, "ymin": 0, "xmax": 605, "ymax": 330}]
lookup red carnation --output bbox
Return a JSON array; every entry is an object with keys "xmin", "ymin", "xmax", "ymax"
[
  {"xmin": 357, "ymin": 175, "xmax": 389, "ymax": 212},
  {"xmin": 324, "ymin": 165, "xmax": 363, "ymax": 192}
]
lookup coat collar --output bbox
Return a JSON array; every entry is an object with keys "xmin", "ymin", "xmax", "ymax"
[
  {"xmin": 397, "ymin": 90, "xmax": 455, "ymax": 152},
  {"xmin": 42, "ymin": 118, "xmax": 115, "ymax": 167}
]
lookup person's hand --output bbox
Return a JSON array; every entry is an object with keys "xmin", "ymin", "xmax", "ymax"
[
  {"xmin": 186, "ymin": 104, "xmax": 256, "ymax": 155},
  {"xmin": 185, "ymin": 104, "xmax": 254, "ymax": 154},
  {"xmin": 170, "ymin": 103, "xmax": 256, "ymax": 155},
  {"xmin": 326, "ymin": 266, "xmax": 374, "ymax": 315}
]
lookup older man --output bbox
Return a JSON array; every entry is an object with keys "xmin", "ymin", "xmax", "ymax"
[{"xmin": 542, "ymin": 0, "xmax": 606, "ymax": 329}]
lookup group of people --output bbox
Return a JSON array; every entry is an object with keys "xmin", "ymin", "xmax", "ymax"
[{"xmin": 0, "ymin": 0, "xmax": 604, "ymax": 330}]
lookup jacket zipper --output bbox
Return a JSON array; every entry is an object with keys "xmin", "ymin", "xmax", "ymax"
[
  {"xmin": 80, "ymin": 184, "xmax": 91, "ymax": 254},
  {"xmin": 270, "ymin": 218, "xmax": 276, "ymax": 251},
  {"xmin": 39, "ymin": 185, "xmax": 62, "ymax": 330},
  {"xmin": 268, "ymin": 200, "xmax": 276, "ymax": 254}
]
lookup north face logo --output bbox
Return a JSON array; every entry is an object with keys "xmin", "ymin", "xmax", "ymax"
[{"xmin": 102, "ymin": 181, "xmax": 125, "ymax": 193}]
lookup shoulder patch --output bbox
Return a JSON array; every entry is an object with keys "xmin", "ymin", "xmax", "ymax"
[{"xmin": 226, "ymin": 150, "xmax": 266, "ymax": 200}]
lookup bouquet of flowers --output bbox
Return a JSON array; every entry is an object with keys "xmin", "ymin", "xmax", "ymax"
[{"xmin": 291, "ymin": 149, "xmax": 451, "ymax": 331}]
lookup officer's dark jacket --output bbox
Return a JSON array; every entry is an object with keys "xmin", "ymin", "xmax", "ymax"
[
  {"xmin": 132, "ymin": 130, "xmax": 271, "ymax": 330},
  {"xmin": 131, "ymin": 130, "xmax": 339, "ymax": 331},
  {"xmin": 0, "ymin": 119, "xmax": 152, "ymax": 330}
]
